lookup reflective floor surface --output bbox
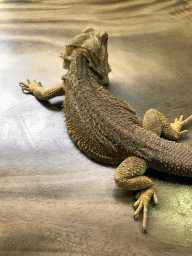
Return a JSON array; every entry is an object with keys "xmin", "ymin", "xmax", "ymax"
[{"xmin": 0, "ymin": 1, "xmax": 192, "ymax": 255}]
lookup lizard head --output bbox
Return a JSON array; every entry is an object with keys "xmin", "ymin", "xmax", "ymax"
[{"xmin": 60, "ymin": 28, "xmax": 111, "ymax": 85}]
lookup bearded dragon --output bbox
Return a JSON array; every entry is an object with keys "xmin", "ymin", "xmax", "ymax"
[{"xmin": 19, "ymin": 28, "xmax": 192, "ymax": 232}]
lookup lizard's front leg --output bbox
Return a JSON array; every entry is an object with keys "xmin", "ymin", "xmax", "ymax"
[
  {"xmin": 19, "ymin": 79, "xmax": 65, "ymax": 100},
  {"xmin": 114, "ymin": 157, "xmax": 158, "ymax": 232}
]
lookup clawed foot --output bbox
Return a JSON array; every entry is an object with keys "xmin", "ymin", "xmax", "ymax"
[
  {"xmin": 134, "ymin": 186, "xmax": 158, "ymax": 232},
  {"xmin": 19, "ymin": 79, "xmax": 42, "ymax": 94},
  {"xmin": 171, "ymin": 115, "xmax": 192, "ymax": 137}
]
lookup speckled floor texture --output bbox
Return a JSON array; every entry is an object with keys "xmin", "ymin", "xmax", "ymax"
[{"xmin": 0, "ymin": 1, "xmax": 192, "ymax": 255}]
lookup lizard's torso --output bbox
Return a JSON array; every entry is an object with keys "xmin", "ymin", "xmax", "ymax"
[{"xmin": 63, "ymin": 53, "xmax": 142, "ymax": 164}]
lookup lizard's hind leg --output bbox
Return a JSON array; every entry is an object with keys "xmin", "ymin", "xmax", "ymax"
[
  {"xmin": 143, "ymin": 108, "xmax": 192, "ymax": 140},
  {"xmin": 114, "ymin": 157, "xmax": 158, "ymax": 232}
]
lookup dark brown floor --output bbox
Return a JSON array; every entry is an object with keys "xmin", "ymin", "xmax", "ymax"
[{"xmin": 0, "ymin": 1, "xmax": 192, "ymax": 255}]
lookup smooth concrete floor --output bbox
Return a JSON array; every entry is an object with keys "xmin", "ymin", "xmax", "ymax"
[{"xmin": 0, "ymin": 1, "xmax": 192, "ymax": 255}]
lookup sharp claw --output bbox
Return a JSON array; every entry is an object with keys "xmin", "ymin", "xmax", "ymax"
[
  {"xmin": 180, "ymin": 130, "xmax": 188, "ymax": 136},
  {"xmin": 182, "ymin": 115, "xmax": 192, "ymax": 126},
  {"xmin": 134, "ymin": 214, "xmax": 139, "ymax": 219},
  {"xmin": 19, "ymin": 82, "xmax": 28, "ymax": 88},
  {"xmin": 143, "ymin": 205, "xmax": 148, "ymax": 230},
  {"xmin": 22, "ymin": 88, "xmax": 28, "ymax": 93},
  {"xmin": 153, "ymin": 191, "xmax": 158, "ymax": 204},
  {"xmin": 37, "ymin": 82, "xmax": 42, "ymax": 87},
  {"xmin": 179, "ymin": 115, "xmax": 184, "ymax": 122},
  {"xmin": 22, "ymin": 89, "xmax": 31, "ymax": 94}
]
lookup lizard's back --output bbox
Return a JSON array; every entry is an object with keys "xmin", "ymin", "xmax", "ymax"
[{"xmin": 63, "ymin": 53, "xmax": 142, "ymax": 164}]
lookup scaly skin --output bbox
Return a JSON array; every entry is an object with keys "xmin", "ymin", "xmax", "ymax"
[{"xmin": 19, "ymin": 28, "xmax": 192, "ymax": 232}]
